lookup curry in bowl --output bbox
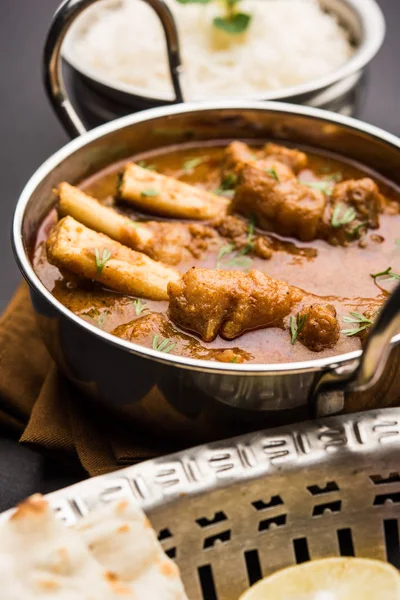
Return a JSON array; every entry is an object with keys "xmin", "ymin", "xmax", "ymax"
[{"xmin": 33, "ymin": 141, "xmax": 400, "ymax": 365}]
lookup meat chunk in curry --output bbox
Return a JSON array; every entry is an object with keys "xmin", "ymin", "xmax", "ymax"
[
  {"xmin": 233, "ymin": 161, "xmax": 326, "ymax": 241},
  {"xmin": 263, "ymin": 143, "xmax": 308, "ymax": 173},
  {"xmin": 295, "ymin": 304, "xmax": 340, "ymax": 352},
  {"xmin": 168, "ymin": 268, "xmax": 302, "ymax": 342},
  {"xmin": 324, "ymin": 178, "xmax": 384, "ymax": 244}
]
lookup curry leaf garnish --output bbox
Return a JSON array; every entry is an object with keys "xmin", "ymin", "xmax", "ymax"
[
  {"xmin": 231, "ymin": 356, "xmax": 238, "ymax": 363},
  {"xmin": 370, "ymin": 267, "xmax": 400, "ymax": 281},
  {"xmin": 94, "ymin": 248, "xmax": 112, "ymax": 275},
  {"xmin": 152, "ymin": 334, "xmax": 176, "ymax": 354},
  {"xmin": 137, "ymin": 160, "xmax": 155, "ymax": 170},
  {"xmin": 331, "ymin": 204, "xmax": 357, "ymax": 228},
  {"xmin": 132, "ymin": 298, "xmax": 148, "ymax": 316},
  {"xmin": 342, "ymin": 311, "xmax": 373, "ymax": 337},
  {"xmin": 141, "ymin": 188, "xmax": 159, "ymax": 197},
  {"xmin": 290, "ymin": 313, "xmax": 307, "ymax": 345},
  {"xmin": 265, "ymin": 168, "xmax": 280, "ymax": 182},
  {"xmin": 183, "ymin": 157, "xmax": 205, "ymax": 172}
]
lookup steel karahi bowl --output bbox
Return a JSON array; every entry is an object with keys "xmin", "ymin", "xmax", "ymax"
[
  {"xmin": 12, "ymin": 98, "xmax": 400, "ymax": 444},
  {"xmin": 49, "ymin": 0, "xmax": 385, "ymax": 128}
]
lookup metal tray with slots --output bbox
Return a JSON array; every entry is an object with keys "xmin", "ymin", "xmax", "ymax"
[{"xmin": 3, "ymin": 408, "xmax": 400, "ymax": 599}]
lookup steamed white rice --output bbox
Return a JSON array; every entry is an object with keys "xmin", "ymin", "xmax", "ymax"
[{"xmin": 68, "ymin": 0, "xmax": 354, "ymax": 100}]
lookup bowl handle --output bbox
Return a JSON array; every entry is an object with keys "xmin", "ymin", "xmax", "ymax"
[
  {"xmin": 43, "ymin": 0, "xmax": 185, "ymax": 138},
  {"xmin": 313, "ymin": 281, "xmax": 400, "ymax": 416}
]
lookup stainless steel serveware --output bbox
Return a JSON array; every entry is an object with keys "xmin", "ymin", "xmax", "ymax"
[
  {"xmin": 1, "ymin": 408, "xmax": 400, "ymax": 599},
  {"xmin": 45, "ymin": 0, "xmax": 385, "ymax": 130},
  {"xmin": 12, "ymin": 102, "xmax": 400, "ymax": 442}
]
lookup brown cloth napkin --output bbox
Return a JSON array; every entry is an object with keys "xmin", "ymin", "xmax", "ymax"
[
  {"xmin": 1, "ymin": 283, "xmax": 399, "ymax": 478},
  {"xmin": 0, "ymin": 283, "xmax": 182, "ymax": 477}
]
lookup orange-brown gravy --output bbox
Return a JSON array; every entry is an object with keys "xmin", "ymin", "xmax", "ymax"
[{"xmin": 33, "ymin": 142, "xmax": 400, "ymax": 364}]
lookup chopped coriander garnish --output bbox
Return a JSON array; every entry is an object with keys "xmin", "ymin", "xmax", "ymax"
[
  {"xmin": 152, "ymin": 334, "xmax": 176, "ymax": 354},
  {"xmin": 301, "ymin": 180, "xmax": 335, "ymax": 195},
  {"xmin": 216, "ymin": 242, "xmax": 253, "ymax": 270},
  {"xmin": 231, "ymin": 356, "xmax": 238, "ymax": 363},
  {"xmin": 214, "ymin": 173, "xmax": 238, "ymax": 197},
  {"xmin": 132, "ymin": 298, "xmax": 148, "ymax": 316},
  {"xmin": 327, "ymin": 171, "xmax": 343, "ymax": 183},
  {"xmin": 124, "ymin": 219, "xmax": 140, "ymax": 229},
  {"xmin": 265, "ymin": 168, "xmax": 280, "ymax": 182},
  {"xmin": 342, "ymin": 311, "xmax": 373, "ymax": 337},
  {"xmin": 176, "ymin": 0, "xmax": 251, "ymax": 34},
  {"xmin": 349, "ymin": 221, "xmax": 368, "ymax": 240},
  {"xmin": 246, "ymin": 214, "xmax": 256, "ymax": 248},
  {"xmin": 370, "ymin": 267, "xmax": 400, "ymax": 281},
  {"xmin": 116, "ymin": 172, "xmax": 124, "ymax": 195},
  {"xmin": 299, "ymin": 173, "xmax": 341, "ymax": 196},
  {"xmin": 94, "ymin": 248, "xmax": 112, "ymax": 275},
  {"xmin": 216, "ymin": 243, "xmax": 235, "ymax": 269},
  {"xmin": 290, "ymin": 313, "xmax": 307, "ymax": 345},
  {"xmin": 213, "ymin": 12, "xmax": 251, "ymax": 34},
  {"xmin": 183, "ymin": 157, "xmax": 205, "ymax": 173},
  {"xmin": 221, "ymin": 173, "xmax": 238, "ymax": 190},
  {"xmin": 141, "ymin": 188, "xmax": 159, "ymax": 197},
  {"xmin": 331, "ymin": 204, "xmax": 357, "ymax": 228},
  {"xmin": 137, "ymin": 160, "xmax": 156, "ymax": 170},
  {"xmin": 86, "ymin": 309, "xmax": 109, "ymax": 329},
  {"xmin": 396, "ymin": 239, "xmax": 400, "ymax": 247}
]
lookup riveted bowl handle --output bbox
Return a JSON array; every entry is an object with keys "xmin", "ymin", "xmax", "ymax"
[
  {"xmin": 313, "ymin": 280, "xmax": 400, "ymax": 416},
  {"xmin": 43, "ymin": 0, "xmax": 184, "ymax": 138}
]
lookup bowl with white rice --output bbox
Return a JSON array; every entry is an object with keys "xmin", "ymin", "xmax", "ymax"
[{"xmin": 47, "ymin": 0, "xmax": 384, "ymax": 130}]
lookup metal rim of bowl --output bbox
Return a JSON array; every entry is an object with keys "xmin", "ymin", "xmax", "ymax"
[
  {"xmin": 61, "ymin": 0, "xmax": 386, "ymax": 104},
  {"xmin": 12, "ymin": 100, "xmax": 400, "ymax": 376}
]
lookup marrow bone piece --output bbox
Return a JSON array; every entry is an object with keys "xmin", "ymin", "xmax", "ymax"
[
  {"xmin": 57, "ymin": 182, "xmax": 217, "ymax": 265},
  {"xmin": 168, "ymin": 267, "xmax": 302, "ymax": 342},
  {"xmin": 47, "ymin": 216, "xmax": 180, "ymax": 300},
  {"xmin": 58, "ymin": 182, "xmax": 154, "ymax": 248},
  {"xmin": 119, "ymin": 162, "xmax": 229, "ymax": 219}
]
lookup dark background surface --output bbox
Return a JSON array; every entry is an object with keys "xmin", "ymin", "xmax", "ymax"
[{"xmin": 0, "ymin": 0, "xmax": 399, "ymax": 511}]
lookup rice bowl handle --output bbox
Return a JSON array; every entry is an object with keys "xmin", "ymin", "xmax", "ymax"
[
  {"xmin": 43, "ymin": 0, "xmax": 185, "ymax": 138},
  {"xmin": 119, "ymin": 162, "xmax": 229, "ymax": 219}
]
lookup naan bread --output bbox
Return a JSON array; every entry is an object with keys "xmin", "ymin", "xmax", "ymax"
[
  {"xmin": 0, "ymin": 494, "xmax": 136, "ymax": 599},
  {"xmin": 0, "ymin": 494, "xmax": 188, "ymax": 600},
  {"xmin": 75, "ymin": 499, "xmax": 188, "ymax": 600}
]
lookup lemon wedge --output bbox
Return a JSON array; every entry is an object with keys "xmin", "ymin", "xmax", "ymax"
[{"xmin": 240, "ymin": 557, "xmax": 400, "ymax": 600}]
